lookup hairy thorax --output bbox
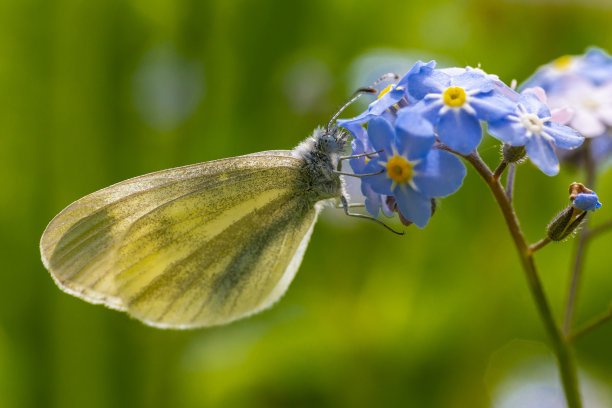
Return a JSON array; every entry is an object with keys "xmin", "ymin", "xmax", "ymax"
[{"xmin": 292, "ymin": 128, "xmax": 345, "ymax": 204}]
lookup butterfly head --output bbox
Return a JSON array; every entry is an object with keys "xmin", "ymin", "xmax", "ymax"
[{"xmin": 318, "ymin": 125, "xmax": 348, "ymax": 154}]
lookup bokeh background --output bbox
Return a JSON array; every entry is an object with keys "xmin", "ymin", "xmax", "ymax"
[{"xmin": 1, "ymin": 0, "xmax": 612, "ymax": 407}]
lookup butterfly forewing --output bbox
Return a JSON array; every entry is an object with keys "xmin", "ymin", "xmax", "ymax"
[{"xmin": 41, "ymin": 153, "xmax": 317, "ymax": 327}]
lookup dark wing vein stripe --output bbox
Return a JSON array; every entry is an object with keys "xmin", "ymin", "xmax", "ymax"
[
  {"xmin": 47, "ymin": 166, "xmax": 259, "ymax": 265},
  {"xmin": 48, "ymin": 166, "xmax": 284, "ymax": 280},
  {"xmin": 113, "ymin": 168, "xmax": 299, "ymax": 288},
  {"xmin": 127, "ymin": 193, "xmax": 295, "ymax": 316},
  {"xmin": 185, "ymin": 199, "xmax": 301, "ymax": 322}
]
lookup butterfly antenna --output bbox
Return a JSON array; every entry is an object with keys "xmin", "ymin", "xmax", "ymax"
[{"xmin": 326, "ymin": 72, "xmax": 400, "ymax": 133}]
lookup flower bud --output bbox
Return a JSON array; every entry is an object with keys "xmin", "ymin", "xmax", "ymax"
[
  {"xmin": 569, "ymin": 182, "xmax": 602, "ymax": 212},
  {"xmin": 502, "ymin": 144, "xmax": 526, "ymax": 163},
  {"xmin": 546, "ymin": 206, "xmax": 587, "ymax": 241}
]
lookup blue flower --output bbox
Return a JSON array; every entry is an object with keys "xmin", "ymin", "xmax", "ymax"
[
  {"xmin": 488, "ymin": 93, "xmax": 584, "ymax": 176},
  {"xmin": 580, "ymin": 47, "xmax": 612, "ymax": 85},
  {"xmin": 360, "ymin": 116, "xmax": 466, "ymax": 228},
  {"xmin": 404, "ymin": 66, "xmax": 515, "ymax": 154},
  {"xmin": 337, "ymin": 60, "xmax": 435, "ymax": 130},
  {"xmin": 573, "ymin": 192, "xmax": 602, "ymax": 212},
  {"xmin": 349, "ymin": 136, "xmax": 389, "ymax": 217},
  {"xmin": 520, "ymin": 47, "xmax": 612, "ymax": 93}
]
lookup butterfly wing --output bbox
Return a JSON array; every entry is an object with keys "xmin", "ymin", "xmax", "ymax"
[{"xmin": 40, "ymin": 152, "xmax": 319, "ymax": 328}]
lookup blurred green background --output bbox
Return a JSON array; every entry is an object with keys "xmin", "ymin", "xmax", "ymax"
[{"xmin": 1, "ymin": 0, "xmax": 612, "ymax": 407}]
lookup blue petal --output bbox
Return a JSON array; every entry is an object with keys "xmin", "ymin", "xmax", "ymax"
[
  {"xmin": 395, "ymin": 109, "xmax": 435, "ymax": 160},
  {"xmin": 470, "ymin": 92, "xmax": 516, "ymax": 122},
  {"xmin": 363, "ymin": 159, "xmax": 392, "ymax": 195},
  {"xmin": 337, "ymin": 114, "xmax": 372, "ymax": 131},
  {"xmin": 408, "ymin": 69, "xmax": 450, "ymax": 100},
  {"xmin": 367, "ymin": 117, "xmax": 395, "ymax": 159},
  {"xmin": 526, "ymin": 135, "xmax": 560, "ymax": 176},
  {"xmin": 412, "ymin": 149, "xmax": 466, "ymax": 197},
  {"xmin": 397, "ymin": 60, "xmax": 436, "ymax": 102},
  {"xmin": 437, "ymin": 109, "xmax": 483, "ymax": 154},
  {"xmin": 407, "ymin": 99, "xmax": 442, "ymax": 125},
  {"xmin": 394, "ymin": 187, "xmax": 432, "ymax": 228},
  {"xmin": 362, "ymin": 183, "xmax": 382, "ymax": 216},
  {"xmin": 381, "ymin": 196, "xmax": 395, "ymax": 217},
  {"xmin": 488, "ymin": 118, "xmax": 529, "ymax": 146},
  {"xmin": 574, "ymin": 193, "xmax": 602, "ymax": 212},
  {"xmin": 546, "ymin": 122, "xmax": 584, "ymax": 150},
  {"xmin": 452, "ymin": 71, "xmax": 494, "ymax": 93},
  {"xmin": 343, "ymin": 121, "xmax": 368, "ymax": 143},
  {"xmin": 350, "ymin": 138, "xmax": 366, "ymax": 173},
  {"xmin": 518, "ymin": 67, "xmax": 552, "ymax": 93},
  {"xmin": 369, "ymin": 87, "xmax": 405, "ymax": 115},
  {"xmin": 518, "ymin": 92, "xmax": 550, "ymax": 118}
]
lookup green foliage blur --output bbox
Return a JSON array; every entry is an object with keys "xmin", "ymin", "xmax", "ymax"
[{"xmin": 1, "ymin": 0, "xmax": 612, "ymax": 406}]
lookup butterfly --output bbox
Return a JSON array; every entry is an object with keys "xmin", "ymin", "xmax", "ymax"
[{"xmin": 39, "ymin": 84, "xmax": 401, "ymax": 329}]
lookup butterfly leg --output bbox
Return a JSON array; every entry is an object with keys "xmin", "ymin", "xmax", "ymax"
[
  {"xmin": 338, "ymin": 150, "xmax": 383, "ymax": 163},
  {"xmin": 340, "ymin": 195, "xmax": 404, "ymax": 235},
  {"xmin": 336, "ymin": 203, "xmax": 365, "ymax": 209},
  {"xmin": 334, "ymin": 169, "xmax": 384, "ymax": 178}
]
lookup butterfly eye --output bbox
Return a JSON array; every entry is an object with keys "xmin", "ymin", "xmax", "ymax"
[{"xmin": 320, "ymin": 133, "xmax": 342, "ymax": 152}]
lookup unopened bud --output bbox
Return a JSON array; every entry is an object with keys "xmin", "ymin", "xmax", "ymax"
[
  {"xmin": 547, "ymin": 206, "xmax": 587, "ymax": 241},
  {"xmin": 569, "ymin": 182, "xmax": 602, "ymax": 212},
  {"xmin": 502, "ymin": 144, "xmax": 526, "ymax": 163},
  {"xmin": 569, "ymin": 182, "xmax": 593, "ymax": 201}
]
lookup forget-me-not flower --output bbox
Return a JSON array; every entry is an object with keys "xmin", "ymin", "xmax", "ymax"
[
  {"xmin": 360, "ymin": 115, "xmax": 466, "ymax": 228},
  {"xmin": 337, "ymin": 60, "xmax": 436, "ymax": 130},
  {"xmin": 488, "ymin": 92, "xmax": 583, "ymax": 175},
  {"xmin": 348, "ymin": 133, "xmax": 392, "ymax": 217},
  {"xmin": 521, "ymin": 47, "xmax": 612, "ymax": 93},
  {"xmin": 404, "ymin": 65, "xmax": 515, "ymax": 154}
]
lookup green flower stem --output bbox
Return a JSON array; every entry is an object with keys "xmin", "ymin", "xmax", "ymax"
[
  {"xmin": 564, "ymin": 139, "xmax": 595, "ymax": 336},
  {"xmin": 505, "ymin": 164, "xmax": 516, "ymax": 202},
  {"xmin": 439, "ymin": 145, "xmax": 583, "ymax": 408},
  {"xmin": 586, "ymin": 219, "xmax": 612, "ymax": 238},
  {"xmin": 530, "ymin": 237, "xmax": 552, "ymax": 253},
  {"xmin": 569, "ymin": 305, "xmax": 612, "ymax": 342},
  {"xmin": 492, "ymin": 159, "xmax": 508, "ymax": 181}
]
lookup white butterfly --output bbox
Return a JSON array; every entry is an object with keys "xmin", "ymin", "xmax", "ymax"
[{"xmin": 40, "ymin": 85, "xmax": 400, "ymax": 329}]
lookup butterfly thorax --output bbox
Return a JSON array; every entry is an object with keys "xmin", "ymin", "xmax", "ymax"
[{"xmin": 292, "ymin": 127, "xmax": 345, "ymax": 204}]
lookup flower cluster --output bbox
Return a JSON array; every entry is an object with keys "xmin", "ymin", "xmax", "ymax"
[
  {"xmin": 521, "ymin": 48, "xmax": 612, "ymax": 167},
  {"xmin": 339, "ymin": 58, "xmax": 587, "ymax": 227}
]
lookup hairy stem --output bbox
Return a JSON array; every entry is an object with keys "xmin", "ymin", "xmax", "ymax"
[
  {"xmin": 564, "ymin": 139, "xmax": 595, "ymax": 335},
  {"xmin": 505, "ymin": 164, "xmax": 516, "ymax": 202},
  {"xmin": 493, "ymin": 160, "xmax": 508, "ymax": 181},
  {"xmin": 530, "ymin": 237, "xmax": 551, "ymax": 253},
  {"xmin": 444, "ymin": 146, "xmax": 582, "ymax": 408}
]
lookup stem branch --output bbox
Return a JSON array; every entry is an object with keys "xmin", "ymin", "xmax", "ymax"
[
  {"xmin": 493, "ymin": 160, "xmax": 508, "ymax": 181},
  {"xmin": 564, "ymin": 139, "xmax": 595, "ymax": 336},
  {"xmin": 505, "ymin": 163, "xmax": 516, "ymax": 202},
  {"xmin": 443, "ymin": 146, "xmax": 582, "ymax": 407},
  {"xmin": 570, "ymin": 306, "xmax": 612, "ymax": 342},
  {"xmin": 530, "ymin": 237, "xmax": 552, "ymax": 253},
  {"xmin": 586, "ymin": 219, "xmax": 612, "ymax": 239}
]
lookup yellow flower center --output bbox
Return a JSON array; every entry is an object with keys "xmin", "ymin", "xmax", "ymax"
[
  {"xmin": 378, "ymin": 84, "xmax": 394, "ymax": 99},
  {"xmin": 443, "ymin": 86, "xmax": 467, "ymax": 107},
  {"xmin": 386, "ymin": 155, "xmax": 413, "ymax": 183},
  {"xmin": 552, "ymin": 55, "xmax": 573, "ymax": 71}
]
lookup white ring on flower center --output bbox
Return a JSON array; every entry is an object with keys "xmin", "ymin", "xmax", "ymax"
[
  {"xmin": 519, "ymin": 112, "xmax": 545, "ymax": 134},
  {"xmin": 507, "ymin": 103, "xmax": 554, "ymax": 142}
]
